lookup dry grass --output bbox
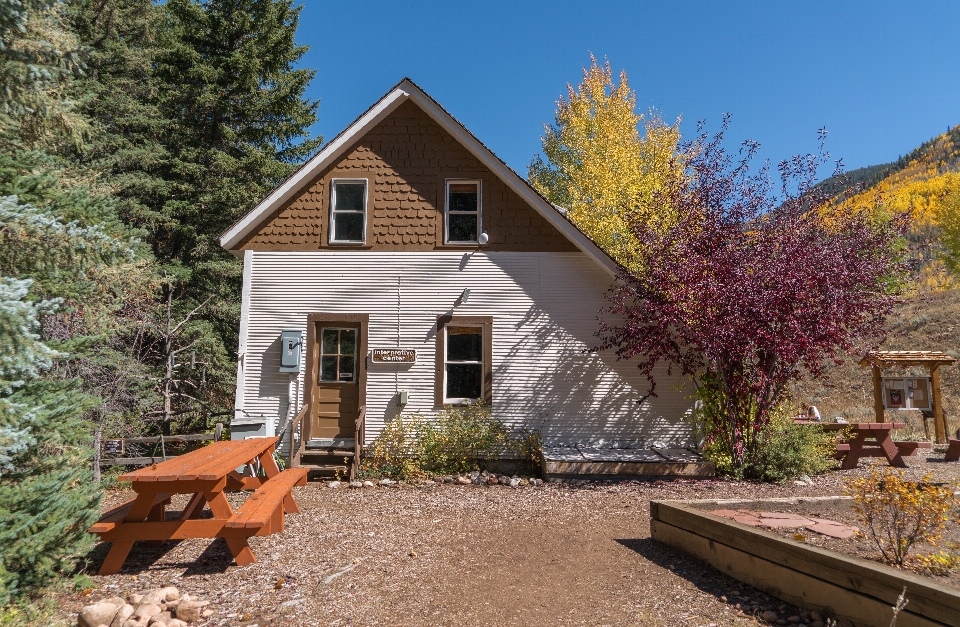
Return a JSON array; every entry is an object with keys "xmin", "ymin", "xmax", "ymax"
[{"xmin": 792, "ymin": 287, "xmax": 960, "ymax": 439}]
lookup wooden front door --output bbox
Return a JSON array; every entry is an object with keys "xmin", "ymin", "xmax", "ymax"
[{"xmin": 309, "ymin": 324, "xmax": 362, "ymax": 440}]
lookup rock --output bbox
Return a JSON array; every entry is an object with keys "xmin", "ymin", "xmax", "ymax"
[
  {"xmin": 468, "ymin": 471, "xmax": 479, "ymax": 479},
  {"xmin": 349, "ymin": 481, "xmax": 363, "ymax": 489},
  {"xmin": 519, "ymin": 478, "xmax": 529, "ymax": 486},
  {"xmin": 442, "ymin": 476, "xmax": 453, "ymax": 483},
  {"xmin": 148, "ymin": 612, "xmax": 173, "ymax": 626},
  {"xmin": 139, "ymin": 587, "xmax": 178, "ymax": 606},
  {"xmin": 480, "ymin": 470, "xmax": 489, "ymax": 477},
  {"xmin": 509, "ymin": 477, "xmax": 521, "ymax": 487},
  {"xmin": 787, "ymin": 617, "xmax": 801, "ymax": 624},
  {"xmin": 776, "ymin": 620, "xmax": 787, "ymax": 626},
  {"xmin": 126, "ymin": 594, "xmax": 144, "ymax": 606},
  {"xmin": 133, "ymin": 604, "xmax": 162, "ymax": 621},
  {"xmin": 201, "ymin": 610, "xmax": 213, "ymax": 618},
  {"xmin": 362, "ymin": 480, "xmax": 374, "ymax": 488},
  {"xmin": 78, "ymin": 600, "xmax": 122, "ymax": 627},
  {"xmin": 278, "ymin": 599, "xmax": 305, "ymax": 615},
  {"xmin": 486, "ymin": 477, "xmax": 499, "ymax": 485},
  {"xmin": 799, "ymin": 474, "xmax": 813, "ymax": 485},
  {"xmin": 793, "ymin": 480, "xmax": 807, "ymax": 486},
  {"xmin": 164, "ymin": 600, "xmax": 179, "ymax": 611},
  {"xmin": 809, "ymin": 612, "xmax": 823, "ymax": 622},
  {"xmin": 327, "ymin": 481, "xmax": 341, "ymax": 488},
  {"xmin": 110, "ymin": 605, "xmax": 136, "ymax": 627},
  {"xmin": 378, "ymin": 478, "xmax": 396, "ymax": 486},
  {"xmin": 810, "ymin": 622, "xmax": 824, "ymax": 627},
  {"xmin": 167, "ymin": 621, "xmax": 187, "ymax": 627},
  {"xmin": 760, "ymin": 611, "xmax": 778, "ymax": 623},
  {"xmin": 456, "ymin": 476, "xmax": 471, "ymax": 485},
  {"xmin": 471, "ymin": 476, "xmax": 484, "ymax": 484},
  {"xmin": 173, "ymin": 599, "xmax": 207, "ymax": 623}
]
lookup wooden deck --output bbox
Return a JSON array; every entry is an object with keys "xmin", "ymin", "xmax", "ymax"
[{"xmin": 541, "ymin": 447, "xmax": 715, "ymax": 481}]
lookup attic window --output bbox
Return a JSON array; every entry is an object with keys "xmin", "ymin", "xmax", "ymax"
[
  {"xmin": 330, "ymin": 179, "xmax": 367, "ymax": 244},
  {"xmin": 445, "ymin": 180, "xmax": 480, "ymax": 244}
]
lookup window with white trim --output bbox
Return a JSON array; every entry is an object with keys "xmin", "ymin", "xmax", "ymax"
[
  {"xmin": 444, "ymin": 325, "xmax": 483, "ymax": 402},
  {"xmin": 445, "ymin": 180, "xmax": 480, "ymax": 243},
  {"xmin": 330, "ymin": 179, "xmax": 367, "ymax": 243}
]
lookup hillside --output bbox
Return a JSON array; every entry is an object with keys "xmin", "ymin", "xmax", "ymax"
[
  {"xmin": 819, "ymin": 124, "xmax": 960, "ymax": 228},
  {"xmin": 791, "ymin": 289, "xmax": 960, "ymax": 441}
]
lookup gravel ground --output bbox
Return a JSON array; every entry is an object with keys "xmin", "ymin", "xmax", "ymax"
[{"xmin": 56, "ymin": 455, "xmax": 960, "ymax": 627}]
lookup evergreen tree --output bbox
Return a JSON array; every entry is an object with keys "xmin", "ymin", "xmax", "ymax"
[
  {"xmin": 0, "ymin": 0, "xmax": 145, "ymax": 602},
  {"xmin": 65, "ymin": 0, "xmax": 322, "ymax": 428}
]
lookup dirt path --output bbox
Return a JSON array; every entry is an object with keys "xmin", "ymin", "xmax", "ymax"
[{"xmin": 59, "ymin": 458, "xmax": 960, "ymax": 627}]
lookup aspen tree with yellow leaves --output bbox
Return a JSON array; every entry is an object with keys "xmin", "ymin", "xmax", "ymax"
[{"xmin": 528, "ymin": 56, "xmax": 685, "ymax": 272}]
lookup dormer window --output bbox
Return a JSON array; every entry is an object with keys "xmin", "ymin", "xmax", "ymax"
[
  {"xmin": 330, "ymin": 179, "xmax": 367, "ymax": 244},
  {"xmin": 445, "ymin": 180, "xmax": 480, "ymax": 244}
]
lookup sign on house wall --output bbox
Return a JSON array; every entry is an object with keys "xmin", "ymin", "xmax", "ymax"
[{"xmin": 371, "ymin": 348, "xmax": 417, "ymax": 364}]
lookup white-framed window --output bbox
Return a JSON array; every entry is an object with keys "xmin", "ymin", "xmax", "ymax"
[
  {"xmin": 445, "ymin": 179, "xmax": 480, "ymax": 244},
  {"xmin": 329, "ymin": 179, "xmax": 367, "ymax": 244},
  {"xmin": 443, "ymin": 325, "xmax": 483, "ymax": 402}
]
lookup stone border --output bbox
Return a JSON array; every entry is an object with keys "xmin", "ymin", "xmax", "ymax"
[{"xmin": 650, "ymin": 497, "xmax": 960, "ymax": 627}]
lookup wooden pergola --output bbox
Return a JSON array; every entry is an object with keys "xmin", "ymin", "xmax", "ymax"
[{"xmin": 859, "ymin": 350, "xmax": 957, "ymax": 443}]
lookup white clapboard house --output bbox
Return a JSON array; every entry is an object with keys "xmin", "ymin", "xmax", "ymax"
[{"xmin": 219, "ymin": 79, "xmax": 698, "ymax": 476}]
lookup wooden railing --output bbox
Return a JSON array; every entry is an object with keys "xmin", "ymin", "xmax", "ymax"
[
  {"xmin": 351, "ymin": 406, "xmax": 366, "ymax": 481},
  {"xmin": 288, "ymin": 405, "xmax": 308, "ymax": 469}
]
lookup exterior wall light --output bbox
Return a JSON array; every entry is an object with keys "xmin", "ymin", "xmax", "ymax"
[
  {"xmin": 478, "ymin": 232, "xmax": 489, "ymax": 245},
  {"xmin": 456, "ymin": 288, "xmax": 471, "ymax": 306}
]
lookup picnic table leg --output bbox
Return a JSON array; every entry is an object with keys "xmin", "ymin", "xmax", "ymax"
[
  {"xmin": 146, "ymin": 500, "xmax": 166, "ymax": 547},
  {"xmin": 224, "ymin": 537, "xmax": 256, "ymax": 566},
  {"xmin": 97, "ymin": 490, "xmax": 162, "ymax": 575},
  {"xmin": 203, "ymin": 491, "xmax": 235, "ymax": 519},
  {"xmin": 841, "ymin": 433, "xmax": 866, "ymax": 470},
  {"xmin": 875, "ymin": 429, "xmax": 906, "ymax": 467},
  {"xmin": 99, "ymin": 541, "xmax": 135, "ymax": 576},
  {"xmin": 177, "ymin": 492, "xmax": 207, "ymax": 521}
]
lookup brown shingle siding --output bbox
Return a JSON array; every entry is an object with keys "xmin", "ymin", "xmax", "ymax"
[{"xmin": 239, "ymin": 100, "xmax": 577, "ymax": 252}]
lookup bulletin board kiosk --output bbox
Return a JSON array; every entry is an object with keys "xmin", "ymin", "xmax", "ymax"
[{"xmin": 860, "ymin": 351, "xmax": 956, "ymax": 443}]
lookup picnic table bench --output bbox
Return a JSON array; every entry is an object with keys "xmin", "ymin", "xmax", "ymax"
[
  {"xmin": 89, "ymin": 436, "xmax": 307, "ymax": 575},
  {"xmin": 793, "ymin": 420, "xmax": 932, "ymax": 469}
]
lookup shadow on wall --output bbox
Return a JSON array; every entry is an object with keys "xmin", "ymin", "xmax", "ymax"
[{"xmin": 486, "ymin": 254, "xmax": 693, "ymax": 448}]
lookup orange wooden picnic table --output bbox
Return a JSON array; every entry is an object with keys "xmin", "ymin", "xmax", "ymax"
[
  {"xmin": 793, "ymin": 420, "xmax": 931, "ymax": 469},
  {"xmin": 89, "ymin": 436, "xmax": 307, "ymax": 575}
]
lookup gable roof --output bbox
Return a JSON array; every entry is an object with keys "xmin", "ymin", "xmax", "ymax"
[{"xmin": 218, "ymin": 78, "xmax": 620, "ymax": 276}]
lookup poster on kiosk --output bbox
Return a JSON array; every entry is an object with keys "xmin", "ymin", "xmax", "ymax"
[{"xmin": 882, "ymin": 377, "xmax": 932, "ymax": 411}]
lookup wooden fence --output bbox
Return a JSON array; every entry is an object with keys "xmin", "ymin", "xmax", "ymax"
[{"xmin": 98, "ymin": 423, "xmax": 224, "ymax": 468}]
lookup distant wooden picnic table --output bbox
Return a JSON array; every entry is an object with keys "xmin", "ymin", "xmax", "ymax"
[
  {"xmin": 89, "ymin": 436, "xmax": 307, "ymax": 575},
  {"xmin": 793, "ymin": 420, "xmax": 932, "ymax": 469}
]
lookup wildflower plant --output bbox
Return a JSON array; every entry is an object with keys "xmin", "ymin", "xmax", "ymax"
[{"xmin": 846, "ymin": 467, "xmax": 955, "ymax": 567}]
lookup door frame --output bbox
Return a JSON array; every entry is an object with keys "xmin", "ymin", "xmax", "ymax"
[{"xmin": 303, "ymin": 313, "xmax": 369, "ymax": 442}]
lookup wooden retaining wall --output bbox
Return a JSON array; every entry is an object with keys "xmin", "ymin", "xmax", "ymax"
[{"xmin": 650, "ymin": 498, "xmax": 960, "ymax": 627}]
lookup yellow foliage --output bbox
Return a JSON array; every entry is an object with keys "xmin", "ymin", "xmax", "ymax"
[
  {"xmin": 846, "ymin": 466, "xmax": 955, "ymax": 567},
  {"xmin": 835, "ymin": 171, "xmax": 960, "ymax": 227},
  {"xmin": 529, "ymin": 56, "xmax": 685, "ymax": 271}
]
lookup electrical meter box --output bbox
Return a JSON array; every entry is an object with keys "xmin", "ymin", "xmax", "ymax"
[{"xmin": 279, "ymin": 329, "xmax": 302, "ymax": 373}]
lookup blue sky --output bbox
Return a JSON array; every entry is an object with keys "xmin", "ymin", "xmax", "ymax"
[{"xmin": 297, "ymin": 1, "xmax": 960, "ymax": 178}]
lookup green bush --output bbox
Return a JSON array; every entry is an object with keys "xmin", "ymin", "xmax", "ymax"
[
  {"xmin": 691, "ymin": 385, "xmax": 837, "ymax": 482},
  {"xmin": 750, "ymin": 411, "xmax": 838, "ymax": 483},
  {"xmin": 361, "ymin": 403, "xmax": 542, "ymax": 480}
]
